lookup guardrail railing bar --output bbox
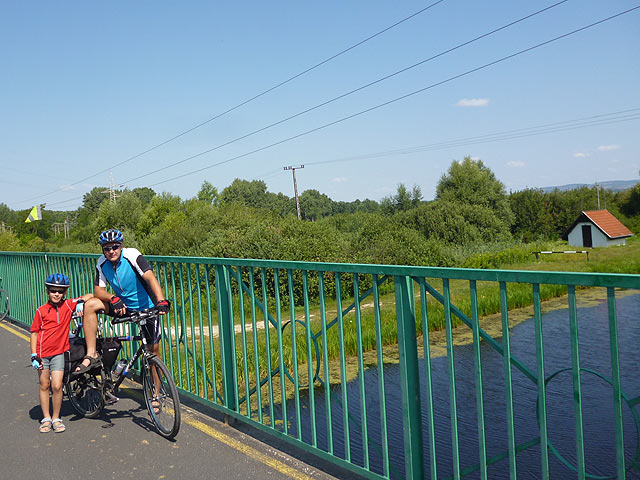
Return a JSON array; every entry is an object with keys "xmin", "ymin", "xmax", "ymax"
[
  {"xmin": 302, "ymin": 270, "xmax": 318, "ymax": 447},
  {"xmin": 288, "ymin": 269, "xmax": 303, "ymax": 440},
  {"xmin": 248, "ymin": 268, "xmax": 263, "ymax": 423},
  {"xmin": 533, "ymin": 283, "xmax": 550, "ymax": 478},
  {"xmin": 568, "ymin": 285, "xmax": 586, "ymax": 479},
  {"xmin": 607, "ymin": 287, "xmax": 625, "ymax": 479},
  {"xmin": 443, "ymin": 278, "xmax": 461, "ymax": 479},
  {"xmin": 354, "ymin": 274, "xmax": 370, "ymax": 470},
  {"xmin": 373, "ymin": 274, "xmax": 390, "ymax": 479},
  {"xmin": 469, "ymin": 280, "xmax": 487, "ymax": 480},
  {"xmin": 237, "ymin": 266, "xmax": 252, "ymax": 416},
  {"xmin": 336, "ymin": 273, "xmax": 351, "ymax": 463},
  {"xmin": 204, "ymin": 264, "xmax": 221, "ymax": 405},
  {"xmin": 274, "ymin": 269, "xmax": 288, "ymax": 435},
  {"xmin": 318, "ymin": 272, "xmax": 333, "ymax": 453},
  {"xmin": 499, "ymin": 281, "xmax": 517, "ymax": 478},
  {"xmin": 419, "ymin": 278, "xmax": 437, "ymax": 480},
  {"xmin": 261, "ymin": 267, "xmax": 276, "ymax": 427}
]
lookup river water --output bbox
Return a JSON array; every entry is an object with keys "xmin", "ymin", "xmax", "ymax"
[{"xmin": 280, "ymin": 292, "xmax": 640, "ymax": 479}]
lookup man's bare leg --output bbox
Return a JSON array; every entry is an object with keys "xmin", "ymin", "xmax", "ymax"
[{"xmin": 77, "ymin": 297, "xmax": 106, "ymax": 370}]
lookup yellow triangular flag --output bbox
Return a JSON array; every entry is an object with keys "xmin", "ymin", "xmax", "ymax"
[{"xmin": 25, "ymin": 205, "xmax": 42, "ymax": 223}]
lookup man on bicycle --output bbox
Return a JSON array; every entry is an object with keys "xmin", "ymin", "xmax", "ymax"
[{"xmin": 78, "ymin": 229, "xmax": 169, "ymax": 373}]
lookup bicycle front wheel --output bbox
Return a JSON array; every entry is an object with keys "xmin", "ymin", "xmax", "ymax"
[
  {"xmin": 65, "ymin": 373, "xmax": 104, "ymax": 418},
  {"xmin": 0, "ymin": 288, "xmax": 9, "ymax": 321},
  {"xmin": 143, "ymin": 355, "xmax": 181, "ymax": 439}
]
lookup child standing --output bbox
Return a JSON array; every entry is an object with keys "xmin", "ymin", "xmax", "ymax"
[{"xmin": 30, "ymin": 273, "xmax": 91, "ymax": 433}]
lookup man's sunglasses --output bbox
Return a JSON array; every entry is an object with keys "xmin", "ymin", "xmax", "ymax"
[
  {"xmin": 48, "ymin": 288, "xmax": 66, "ymax": 294},
  {"xmin": 102, "ymin": 244, "xmax": 121, "ymax": 252}
]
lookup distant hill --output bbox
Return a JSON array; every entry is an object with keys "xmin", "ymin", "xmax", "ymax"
[{"xmin": 540, "ymin": 179, "xmax": 638, "ymax": 193}]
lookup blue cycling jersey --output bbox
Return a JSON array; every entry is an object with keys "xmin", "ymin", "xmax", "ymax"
[{"xmin": 95, "ymin": 248, "xmax": 155, "ymax": 311}]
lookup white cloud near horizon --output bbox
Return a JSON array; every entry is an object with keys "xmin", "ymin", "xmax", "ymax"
[
  {"xmin": 331, "ymin": 177, "xmax": 348, "ymax": 183},
  {"xmin": 598, "ymin": 144, "xmax": 621, "ymax": 151},
  {"xmin": 573, "ymin": 152, "xmax": 590, "ymax": 158},
  {"xmin": 507, "ymin": 161, "xmax": 525, "ymax": 168},
  {"xmin": 455, "ymin": 98, "xmax": 489, "ymax": 107}
]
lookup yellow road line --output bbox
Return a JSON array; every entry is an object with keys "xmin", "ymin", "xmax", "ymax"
[
  {"xmin": 2, "ymin": 320, "xmax": 315, "ymax": 480},
  {"xmin": 0, "ymin": 321, "xmax": 30, "ymax": 341},
  {"xmin": 184, "ymin": 415, "xmax": 316, "ymax": 480}
]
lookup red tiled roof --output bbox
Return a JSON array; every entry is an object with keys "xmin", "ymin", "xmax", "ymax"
[{"xmin": 582, "ymin": 209, "xmax": 633, "ymax": 239}]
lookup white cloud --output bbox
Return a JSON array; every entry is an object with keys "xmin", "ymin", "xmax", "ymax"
[
  {"xmin": 331, "ymin": 177, "xmax": 348, "ymax": 183},
  {"xmin": 470, "ymin": 156, "xmax": 481, "ymax": 161},
  {"xmin": 507, "ymin": 161, "xmax": 525, "ymax": 168},
  {"xmin": 60, "ymin": 184, "xmax": 75, "ymax": 191},
  {"xmin": 573, "ymin": 152, "xmax": 590, "ymax": 158},
  {"xmin": 598, "ymin": 144, "xmax": 621, "ymax": 151},
  {"xmin": 455, "ymin": 98, "xmax": 490, "ymax": 107}
]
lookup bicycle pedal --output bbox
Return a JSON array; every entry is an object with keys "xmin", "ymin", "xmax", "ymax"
[{"xmin": 105, "ymin": 392, "xmax": 119, "ymax": 405}]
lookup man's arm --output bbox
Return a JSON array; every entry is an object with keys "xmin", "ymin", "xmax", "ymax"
[
  {"xmin": 93, "ymin": 285, "xmax": 113, "ymax": 303},
  {"xmin": 142, "ymin": 270, "xmax": 165, "ymax": 304}
]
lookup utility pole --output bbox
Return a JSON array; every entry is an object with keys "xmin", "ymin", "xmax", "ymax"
[
  {"xmin": 102, "ymin": 172, "xmax": 124, "ymax": 203},
  {"xmin": 284, "ymin": 165, "xmax": 304, "ymax": 220},
  {"xmin": 595, "ymin": 181, "xmax": 601, "ymax": 210}
]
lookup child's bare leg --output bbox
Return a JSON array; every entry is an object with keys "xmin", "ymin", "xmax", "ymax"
[
  {"xmin": 38, "ymin": 369, "xmax": 51, "ymax": 419},
  {"xmin": 50, "ymin": 370, "xmax": 64, "ymax": 420}
]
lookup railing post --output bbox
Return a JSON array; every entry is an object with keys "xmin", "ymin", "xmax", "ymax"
[
  {"xmin": 215, "ymin": 264, "xmax": 237, "ymax": 412},
  {"xmin": 394, "ymin": 275, "xmax": 425, "ymax": 479}
]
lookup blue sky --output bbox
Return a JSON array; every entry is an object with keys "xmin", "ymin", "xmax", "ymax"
[{"xmin": 2, "ymin": 1, "xmax": 639, "ymax": 211}]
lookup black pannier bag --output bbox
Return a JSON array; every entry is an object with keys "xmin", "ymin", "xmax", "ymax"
[
  {"xmin": 101, "ymin": 338, "xmax": 122, "ymax": 371},
  {"xmin": 65, "ymin": 336, "xmax": 87, "ymax": 377}
]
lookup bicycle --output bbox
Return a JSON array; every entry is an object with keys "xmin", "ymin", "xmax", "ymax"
[
  {"xmin": 0, "ymin": 277, "xmax": 9, "ymax": 321},
  {"xmin": 64, "ymin": 307, "xmax": 181, "ymax": 439}
]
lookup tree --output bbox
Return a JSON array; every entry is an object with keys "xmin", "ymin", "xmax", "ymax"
[
  {"xmin": 299, "ymin": 189, "xmax": 334, "ymax": 221},
  {"xmin": 380, "ymin": 183, "xmax": 422, "ymax": 215},
  {"xmin": 82, "ymin": 187, "xmax": 111, "ymax": 214},
  {"xmin": 196, "ymin": 181, "xmax": 219, "ymax": 205},
  {"xmin": 509, "ymin": 188, "xmax": 547, "ymax": 240},
  {"xmin": 220, "ymin": 179, "xmax": 268, "ymax": 208},
  {"xmin": 131, "ymin": 187, "xmax": 156, "ymax": 205},
  {"xmin": 436, "ymin": 156, "xmax": 514, "ymax": 227}
]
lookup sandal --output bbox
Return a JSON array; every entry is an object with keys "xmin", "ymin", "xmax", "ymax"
[
  {"xmin": 74, "ymin": 354, "xmax": 102, "ymax": 374},
  {"xmin": 39, "ymin": 418, "xmax": 52, "ymax": 433},
  {"xmin": 52, "ymin": 418, "xmax": 66, "ymax": 433}
]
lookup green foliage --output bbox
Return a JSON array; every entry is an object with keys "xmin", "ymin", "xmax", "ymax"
[
  {"xmin": 436, "ymin": 156, "xmax": 514, "ymax": 228},
  {"xmin": 299, "ymin": 189, "xmax": 334, "ymax": 221},
  {"xmin": 196, "ymin": 181, "xmax": 218, "ymax": 205},
  {"xmin": 380, "ymin": 183, "xmax": 422, "ymax": 214}
]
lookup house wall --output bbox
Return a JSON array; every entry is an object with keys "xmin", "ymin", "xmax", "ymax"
[{"xmin": 567, "ymin": 222, "xmax": 626, "ymax": 247}]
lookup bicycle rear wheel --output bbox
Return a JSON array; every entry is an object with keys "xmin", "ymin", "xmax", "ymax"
[
  {"xmin": 143, "ymin": 355, "xmax": 181, "ymax": 439},
  {"xmin": 65, "ymin": 373, "xmax": 104, "ymax": 418},
  {"xmin": 0, "ymin": 288, "xmax": 9, "ymax": 321}
]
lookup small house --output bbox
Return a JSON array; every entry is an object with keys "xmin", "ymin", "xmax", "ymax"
[{"xmin": 565, "ymin": 209, "xmax": 633, "ymax": 248}]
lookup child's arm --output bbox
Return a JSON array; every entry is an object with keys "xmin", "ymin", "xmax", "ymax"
[{"xmin": 30, "ymin": 332, "xmax": 38, "ymax": 355}]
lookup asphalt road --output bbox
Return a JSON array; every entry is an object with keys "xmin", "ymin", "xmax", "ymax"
[{"xmin": 0, "ymin": 320, "xmax": 340, "ymax": 480}]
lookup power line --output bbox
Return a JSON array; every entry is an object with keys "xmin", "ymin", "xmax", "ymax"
[
  {"xmin": 43, "ymin": 108, "xmax": 639, "ymax": 208},
  {"xmin": 15, "ymin": 1, "xmax": 445, "ymax": 207},
  {"xmin": 140, "ymin": 6, "xmax": 640, "ymax": 189},
  {"xmin": 298, "ymin": 110, "xmax": 640, "ymax": 168},
  {"xmin": 117, "ymin": 0, "xmax": 570, "ymax": 187}
]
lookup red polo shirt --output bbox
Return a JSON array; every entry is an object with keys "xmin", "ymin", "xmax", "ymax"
[{"xmin": 31, "ymin": 299, "xmax": 80, "ymax": 357}]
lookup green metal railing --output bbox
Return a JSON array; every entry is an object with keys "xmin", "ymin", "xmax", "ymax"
[{"xmin": 1, "ymin": 250, "xmax": 639, "ymax": 479}]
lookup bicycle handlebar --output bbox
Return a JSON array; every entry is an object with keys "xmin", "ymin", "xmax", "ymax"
[{"xmin": 110, "ymin": 307, "xmax": 161, "ymax": 326}]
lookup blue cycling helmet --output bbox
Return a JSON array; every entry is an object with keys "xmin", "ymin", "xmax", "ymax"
[
  {"xmin": 99, "ymin": 229, "xmax": 124, "ymax": 245},
  {"xmin": 45, "ymin": 273, "xmax": 70, "ymax": 288}
]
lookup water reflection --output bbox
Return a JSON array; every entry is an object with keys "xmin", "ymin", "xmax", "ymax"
[{"xmin": 279, "ymin": 292, "xmax": 640, "ymax": 479}]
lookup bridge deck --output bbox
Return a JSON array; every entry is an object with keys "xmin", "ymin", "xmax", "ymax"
[{"xmin": 0, "ymin": 321, "xmax": 339, "ymax": 480}]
